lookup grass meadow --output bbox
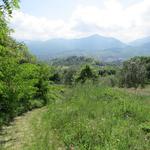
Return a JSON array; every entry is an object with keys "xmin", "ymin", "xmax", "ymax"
[{"xmin": 9, "ymin": 82, "xmax": 149, "ymax": 150}]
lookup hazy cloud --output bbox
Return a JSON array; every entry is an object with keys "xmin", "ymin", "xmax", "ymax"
[{"xmin": 10, "ymin": 0, "xmax": 150, "ymax": 42}]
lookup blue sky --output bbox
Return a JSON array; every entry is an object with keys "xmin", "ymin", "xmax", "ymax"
[
  {"xmin": 10, "ymin": 0, "xmax": 150, "ymax": 42},
  {"xmin": 20, "ymin": 0, "xmax": 142, "ymax": 20}
]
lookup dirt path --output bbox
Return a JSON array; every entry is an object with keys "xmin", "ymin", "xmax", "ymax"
[{"xmin": 0, "ymin": 107, "xmax": 46, "ymax": 150}]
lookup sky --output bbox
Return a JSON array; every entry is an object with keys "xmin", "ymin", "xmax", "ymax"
[{"xmin": 10, "ymin": 0, "xmax": 150, "ymax": 42}]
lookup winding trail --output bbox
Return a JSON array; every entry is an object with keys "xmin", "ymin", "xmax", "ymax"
[{"xmin": 0, "ymin": 107, "xmax": 46, "ymax": 150}]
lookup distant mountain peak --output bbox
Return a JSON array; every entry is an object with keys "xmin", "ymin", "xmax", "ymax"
[
  {"xmin": 26, "ymin": 34, "xmax": 127, "ymax": 60},
  {"xmin": 83, "ymin": 34, "xmax": 113, "ymax": 39},
  {"xmin": 25, "ymin": 35, "xmax": 150, "ymax": 61}
]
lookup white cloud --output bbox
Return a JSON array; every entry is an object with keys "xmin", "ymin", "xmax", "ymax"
[
  {"xmin": 10, "ymin": 11, "xmax": 76, "ymax": 41},
  {"xmin": 10, "ymin": 0, "xmax": 150, "ymax": 42}
]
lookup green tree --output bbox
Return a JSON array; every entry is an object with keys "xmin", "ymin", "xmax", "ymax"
[
  {"xmin": 0, "ymin": 0, "xmax": 52, "ymax": 127},
  {"xmin": 76, "ymin": 65, "xmax": 97, "ymax": 83},
  {"xmin": 119, "ymin": 59, "xmax": 147, "ymax": 88}
]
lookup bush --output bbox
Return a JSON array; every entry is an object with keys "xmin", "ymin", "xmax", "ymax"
[{"xmin": 63, "ymin": 68, "xmax": 77, "ymax": 85}]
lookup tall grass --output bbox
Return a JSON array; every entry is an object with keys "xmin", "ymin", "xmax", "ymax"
[{"xmin": 21, "ymin": 82, "xmax": 150, "ymax": 150}]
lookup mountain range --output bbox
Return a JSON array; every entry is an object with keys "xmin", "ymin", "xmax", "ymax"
[{"xmin": 25, "ymin": 34, "xmax": 150, "ymax": 62}]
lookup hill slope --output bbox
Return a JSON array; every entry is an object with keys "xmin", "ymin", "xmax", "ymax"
[{"xmin": 129, "ymin": 36, "xmax": 150, "ymax": 47}]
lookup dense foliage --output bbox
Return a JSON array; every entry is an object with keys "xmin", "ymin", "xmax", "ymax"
[
  {"xmin": 76, "ymin": 65, "xmax": 98, "ymax": 83},
  {"xmin": 0, "ymin": 0, "xmax": 53, "ymax": 127},
  {"xmin": 119, "ymin": 56, "xmax": 150, "ymax": 88}
]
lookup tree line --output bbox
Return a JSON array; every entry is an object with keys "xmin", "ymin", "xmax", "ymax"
[{"xmin": 51, "ymin": 56, "xmax": 150, "ymax": 88}]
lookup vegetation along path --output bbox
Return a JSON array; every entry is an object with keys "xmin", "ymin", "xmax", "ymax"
[{"xmin": 0, "ymin": 84, "xmax": 150, "ymax": 150}]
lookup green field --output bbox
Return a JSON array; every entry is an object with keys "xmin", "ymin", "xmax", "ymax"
[{"xmin": 1, "ymin": 83, "xmax": 150, "ymax": 150}]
